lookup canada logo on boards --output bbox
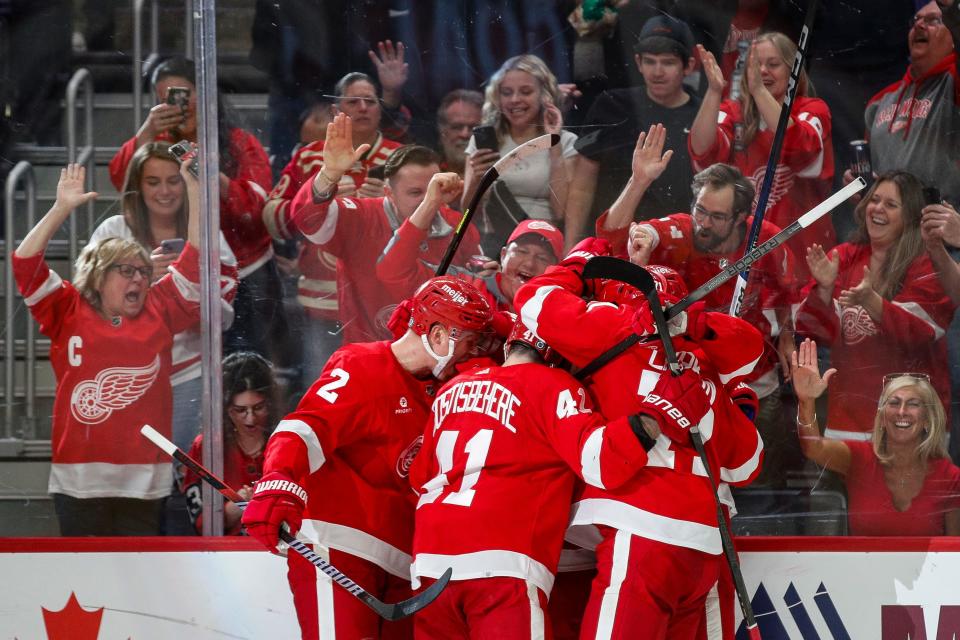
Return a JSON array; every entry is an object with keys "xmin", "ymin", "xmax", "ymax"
[{"xmin": 13, "ymin": 591, "xmax": 116, "ymax": 640}]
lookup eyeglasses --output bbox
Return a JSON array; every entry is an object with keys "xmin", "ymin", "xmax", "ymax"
[
  {"xmin": 882, "ymin": 372, "xmax": 932, "ymax": 387},
  {"xmin": 109, "ymin": 264, "xmax": 153, "ymax": 280},
  {"xmin": 910, "ymin": 14, "xmax": 944, "ymax": 28},
  {"xmin": 883, "ymin": 397, "xmax": 926, "ymax": 411},
  {"xmin": 228, "ymin": 401, "xmax": 269, "ymax": 418},
  {"xmin": 323, "ymin": 95, "xmax": 381, "ymax": 108},
  {"xmin": 692, "ymin": 204, "xmax": 737, "ymax": 225}
]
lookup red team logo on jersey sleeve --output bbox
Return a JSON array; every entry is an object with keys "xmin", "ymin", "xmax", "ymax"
[{"xmin": 69, "ymin": 355, "xmax": 161, "ymax": 424}]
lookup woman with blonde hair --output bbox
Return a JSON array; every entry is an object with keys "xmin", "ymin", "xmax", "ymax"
[
  {"xmin": 462, "ymin": 54, "xmax": 579, "ymax": 246},
  {"xmin": 13, "ymin": 161, "xmax": 204, "ymax": 536},
  {"xmin": 796, "ymin": 171, "xmax": 955, "ymax": 440},
  {"xmin": 689, "ymin": 31, "xmax": 835, "ymax": 275},
  {"xmin": 791, "ymin": 339, "xmax": 960, "ymax": 535}
]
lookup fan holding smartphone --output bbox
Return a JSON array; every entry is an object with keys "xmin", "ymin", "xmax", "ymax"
[{"xmin": 462, "ymin": 54, "xmax": 579, "ymax": 249}]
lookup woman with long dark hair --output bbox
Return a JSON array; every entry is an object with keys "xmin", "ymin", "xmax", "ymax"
[
  {"xmin": 795, "ymin": 171, "xmax": 956, "ymax": 440},
  {"xmin": 183, "ymin": 351, "xmax": 279, "ymax": 535}
]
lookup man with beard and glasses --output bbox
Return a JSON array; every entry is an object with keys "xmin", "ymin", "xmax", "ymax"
[{"xmin": 597, "ymin": 128, "xmax": 799, "ymax": 487}]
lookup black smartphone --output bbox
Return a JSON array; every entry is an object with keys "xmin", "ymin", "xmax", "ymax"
[
  {"xmin": 923, "ymin": 186, "xmax": 942, "ymax": 206},
  {"xmin": 472, "ymin": 125, "xmax": 499, "ymax": 151},
  {"xmin": 160, "ymin": 238, "xmax": 186, "ymax": 254},
  {"xmin": 168, "ymin": 140, "xmax": 199, "ymax": 178},
  {"xmin": 166, "ymin": 86, "xmax": 190, "ymax": 110},
  {"xmin": 367, "ymin": 164, "xmax": 386, "ymax": 181}
]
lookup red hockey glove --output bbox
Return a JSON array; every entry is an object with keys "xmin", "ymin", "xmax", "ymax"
[
  {"xmin": 242, "ymin": 471, "xmax": 307, "ymax": 553},
  {"xmin": 386, "ymin": 298, "xmax": 414, "ymax": 339},
  {"xmin": 729, "ymin": 382, "xmax": 759, "ymax": 422},
  {"xmin": 638, "ymin": 369, "xmax": 711, "ymax": 443},
  {"xmin": 561, "ymin": 237, "xmax": 612, "ymax": 275}
]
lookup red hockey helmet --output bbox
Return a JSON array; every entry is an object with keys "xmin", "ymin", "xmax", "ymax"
[
  {"xmin": 408, "ymin": 276, "xmax": 493, "ymax": 340},
  {"xmin": 505, "ymin": 316, "xmax": 563, "ymax": 365},
  {"xmin": 593, "ymin": 279, "xmax": 645, "ymax": 308},
  {"xmin": 646, "ymin": 264, "xmax": 688, "ymax": 302}
]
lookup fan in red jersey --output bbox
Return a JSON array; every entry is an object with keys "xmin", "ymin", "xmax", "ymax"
[
  {"xmin": 262, "ymin": 71, "xmax": 408, "ymax": 378},
  {"xmin": 282, "ymin": 114, "xmax": 483, "ymax": 354},
  {"xmin": 410, "ymin": 316, "xmax": 688, "ymax": 639},
  {"xmin": 515, "ymin": 250, "xmax": 765, "ymax": 639},
  {"xmin": 13, "ymin": 162, "xmax": 204, "ymax": 536},
  {"xmin": 242, "ymin": 276, "xmax": 493, "ymax": 640}
]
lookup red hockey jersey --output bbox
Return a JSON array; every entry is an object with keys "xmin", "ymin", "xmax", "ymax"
[
  {"xmin": 598, "ymin": 212, "xmax": 798, "ymax": 396},
  {"xmin": 13, "ymin": 246, "xmax": 203, "ymax": 499},
  {"xmin": 109, "ymin": 129, "xmax": 272, "ymax": 275},
  {"xmin": 688, "ymin": 96, "xmax": 835, "ymax": 276},
  {"xmin": 261, "ymin": 341, "xmax": 435, "ymax": 578},
  {"xmin": 262, "ymin": 134, "xmax": 401, "ymax": 321},
  {"xmin": 288, "ymin": 188, "xmax": 481, "ymax": 344},
  {"xmin": 516, "ymin": 266, "xmax": 765, "ymax": 554},
  {"xmin": 410, "ymin": 362, "xmax": 648, "ymax": 594},
  {"xmin": 375, "ymin": 216, "xmax": 483, "ymax": 302},
  {"xmin": 794, "ymin": 242, "xmax": 955, "ymax": 439},
  {"xmin": 183, "ymin": 434, "xmax": 264, "ymax": 535}
]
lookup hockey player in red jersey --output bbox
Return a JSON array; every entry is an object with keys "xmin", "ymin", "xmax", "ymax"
[
  {"xmin": 242, "ymin": 276, "xmax": 493, "ymax": 640},
  {"xmin": 410, "ymin": 317, "xmax": 709, "ymax": 639},
  {"xmin": 282, "ymin": 113, "xmax": 482, "ymax": 347},
  {"xmin": 515, "ymin": 246, "xmax": 765, "ymax": 639}
]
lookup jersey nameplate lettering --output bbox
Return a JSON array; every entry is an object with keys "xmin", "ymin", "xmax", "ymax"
[{"xmin": 432, "ymin": 380, "xmax": 520, "ymax": 433}]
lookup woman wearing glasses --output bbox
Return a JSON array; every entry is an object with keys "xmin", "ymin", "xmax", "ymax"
[
  {"xmin": 791, "ymin": 339, "xmax": 960, "ymax": 535},
  {"xmin": 689, "ymin": 32, "xmax": 835, "ymax": 278},
  {"xmin": 796, "ymin": 171, "xmax": 955, "ymax": 440},
  {"xmin": 88, "ymin": 141, "xmax": 237, "ymax": 455},
  {"xmin": 12, "ymin": 162, "xmax": 203, "ymax": 536},
  {"xmin": 183, "ymin": 351, "xmax": 278, "ymax": 535}
]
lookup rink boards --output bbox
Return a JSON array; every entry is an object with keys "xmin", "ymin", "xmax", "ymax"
[{"xmin": 1, "ymin": 536, "xmax": 959, "ymax": 639}]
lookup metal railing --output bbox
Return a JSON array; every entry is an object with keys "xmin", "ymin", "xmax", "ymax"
[
  {"xmin": 4, "ymin": 162, "xmax": 38, "ymax": 437},
  {"xmin": 132, "ymin": 0, "xmax": 160, "ymax": 128},
  {"xmin": 65, "ymin": 68, "xmax": 96, "ymax": 270}
]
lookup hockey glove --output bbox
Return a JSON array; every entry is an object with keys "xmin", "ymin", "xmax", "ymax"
[
  {"xmin": 560, "ymin": 237, "xmax": 612, "ymax": 294},
  {"xmin": 638, "ymin": 369, "xmax": 711, "ymax": 443},
  {"xmin": 242, "ymin": 471, "xmax": 307, "ymax": 553}
]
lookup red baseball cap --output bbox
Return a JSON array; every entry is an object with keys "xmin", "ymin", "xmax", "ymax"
[{"xmin": 506, "ymin": 220, "xmax": 564, "ymax": 261}]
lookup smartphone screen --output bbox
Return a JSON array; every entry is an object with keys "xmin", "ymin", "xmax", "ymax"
[
  {"xmin": 472, "ymin": 125, "xmax": 499, "ymax": 151},
  {"xmin": 168, "ymin": 141, "xmax": 199, "ymax": 178},
  {"xmin": 160, "ymin": 238, "xmax": 186, "ymax": 254},
  {"xmin": 166, "ymin": 86, "xmax": 190, "ymax": 109}
]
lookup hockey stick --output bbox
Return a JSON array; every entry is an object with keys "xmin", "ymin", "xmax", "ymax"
[
  {"xmin": 140, "ymin": 425, "xmax": 452, "ymax": 621},
  {"xmin": 575, "ymin": 261, "xmax": 762, "ymax": 639},
  {"xmin": 728, "ymin": 0, "xmax": 821, "ymax": 318},
  {"xmin": 435, "ymin": 133, "xmax": 560, "ymax": 275},
  {"xmin": 666, "ymin": 177, "xmax": 865, "ymax": 320}
]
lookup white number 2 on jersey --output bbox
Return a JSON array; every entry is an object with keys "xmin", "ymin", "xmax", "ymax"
[
  {"xmin": 315, "ymin": 368, "xmax": 349, "ymax": 403},
  {"xmin": 417, "ymin": 429, "xmax": 493, "ymax": 508}
]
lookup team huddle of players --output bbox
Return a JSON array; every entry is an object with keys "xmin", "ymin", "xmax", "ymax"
[{"xmin": 241, "ymin": 238, "xmax": 765, "ymax": 640}]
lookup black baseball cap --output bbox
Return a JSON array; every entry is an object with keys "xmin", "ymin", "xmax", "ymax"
[{"xmin": 634, "ymin": 15, "xmax": 696, "ymax": 60}]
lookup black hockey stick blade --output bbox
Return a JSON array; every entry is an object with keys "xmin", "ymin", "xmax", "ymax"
[
  {"xmin": 581, "ymin": 257, "xmax": 681, "ymax": 374},
  {"xmin": 664, "ymin": 177, "xmax": 866, "ymax": 321},
  {"xmin": 436, "ymin": 133, "xmax": 560, "ymax": 275},
  {"xmin": 140, "ymin": 425, "xmax": 452, "ymax": 621},
  {"xmin": 280, "ymin": 534, "xmax": 453, "ymax": 621}
]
